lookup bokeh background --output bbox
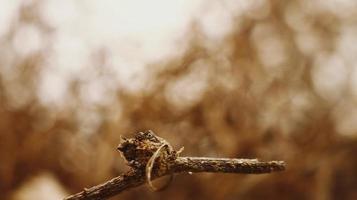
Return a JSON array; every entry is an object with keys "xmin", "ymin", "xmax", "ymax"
[{"xmin": 1, "ymin": 0, "xmax": 357, "ymax": 199}]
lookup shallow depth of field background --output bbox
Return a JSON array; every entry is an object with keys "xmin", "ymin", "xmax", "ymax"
[{"xmin": 1, "ymin": 0, "xmax": 357, "ymax": 199}]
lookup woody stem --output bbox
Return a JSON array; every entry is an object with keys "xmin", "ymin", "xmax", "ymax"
[{"xmin": 64, "ymin": 157, "xmax": 285, "ymax": 200}]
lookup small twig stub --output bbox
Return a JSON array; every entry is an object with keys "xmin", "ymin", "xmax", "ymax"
[{"xmin": 64, "ymin": 130, "xmax": 286, "ymax": 200}]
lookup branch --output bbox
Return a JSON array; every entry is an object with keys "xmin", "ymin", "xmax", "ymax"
[
  {"xmin": 174, "ymin": 157, "xmax": 285, "ymax": 174},
  {"xmin": 64, "ymin": 131, "xmax": 286, "ymax": 200}
]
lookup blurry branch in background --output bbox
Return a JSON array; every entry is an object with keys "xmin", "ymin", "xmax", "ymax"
[{"xmin": 64, "ymin": 131, "xmax": 285, "ymax": 200}]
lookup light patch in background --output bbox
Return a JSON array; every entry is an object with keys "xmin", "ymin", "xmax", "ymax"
[
  {"xmin": 350, "ymin": 64, "xmax": 357, "ymax": 101},
  {"xmin": 240, "ymin": 0, "xmax": 270, "ymax": 20},
  {"xmin": 165, "ymin": 59, "xmax": 209, "ymax": 111},
  {"xmin": 337, "ymin": 26, "xmax": 357, "ymax": 65},
  {"xmin": 76, "ymin": 107, "xmax": 102, "ymax": 135},
  {"xmin": 40, "ymin": 0, "xmax": 79, "ymax": 28},
  {"xmin": 4, "ymin": 79, "xmax": 34, "ymax": 110},
  {"xmin": 251, "ymin": 23, "xmax": 288, "ymax": 71},
  {"xmin": 0, "ymin": 1, "xmax": 20, "ymax": 37},
  {"xmin": 259, "ymin": 90, "xmax": 314, "ymax": 134},
  {"xmin": 38, "ymin": 68, "xmax": 70, "ymax": 107},
  {"xmin": 79, "ymin": 72, "xmax": 118, "ymax": 106},
  {"xmin": 333, "ymin": 101, "xmax": 357, "ymax": 138},
  {"xmin": 12, "ymin": 173, "xmax": 68, "ymax": 200},
  {"xmin": 35, "ymin": 0, "xmax": 256, "ymax": 101},
  {"xmin": 196, "ymin": 0, "xmax": 270, "ymax": 47},
  {"xmin": 37, "ymin": 0, "xmax": 205, "ymax": 96},
  {"xmin": 107, "ymin": 55, "xmax": 152, "ymax": 93},
  {"xmin": 312, "ymin": 54, "xmax": 348, "ymax": 101},
  {"xmin": 284, "ymin": 2, "xmax": 312, "ymax": 33},
  {"xmin": 196, "ymin": 1, "xmax": 235, "ymax": 42},
  {"xmin": 337, "ymin": 27, "xmax": 357, "ymax": 103},
  {"xmin": 12, "ymin": 24, "xmax": 43, "ymax": 56},
  {"xmin": 303, "ymin": 0, "xmax": 357, "ymax": 20},
  {"xmin": 48, "ymin": 34, "xmax": 91, "ymax": 78},
  {"xmin": 295, "ymin": 32, "xmax": 323, "ymax": 56}
]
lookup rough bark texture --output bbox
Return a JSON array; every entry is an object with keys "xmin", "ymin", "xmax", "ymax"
[
  {"xmin": 174, "ymin": 157, "xmax": 285, "ymax": 174},
  {"xmin": 64, "ymin": 131, "xmax": 286, "ymax": 200}
]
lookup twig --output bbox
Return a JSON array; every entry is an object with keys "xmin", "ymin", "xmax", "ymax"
[
  {"xmin": 174, "ymin": 157, "xmax": 285, "ymax": 174},
  {"xmin": 64, "ymin": 130, "xmax": 286, "ymax": 200}
]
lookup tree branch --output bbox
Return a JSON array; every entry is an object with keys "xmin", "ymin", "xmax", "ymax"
[{"xmin": 64, "ymin": 131, "xmax": 286, "ymax": 200}]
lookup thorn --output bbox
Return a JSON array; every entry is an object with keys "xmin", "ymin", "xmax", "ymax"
[
  {"xmin": 120, "ymin": 135, "xmax": 127, "ymax": 142},
  {"xmin": 177, "ymin": 146, "xmax": 185, "ymax": 155}
]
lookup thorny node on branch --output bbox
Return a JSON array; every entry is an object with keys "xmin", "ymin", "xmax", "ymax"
[
  {"xmin": 117, "ymin": 130, "xmax": 178, "ymax": 170},
  {"xmin": 64, "ymin": 130, "xmax": 286, "ymax": 200},
  {"xmin": 117, "ymin": 130, "xmax": 181, "ymax": 191}
]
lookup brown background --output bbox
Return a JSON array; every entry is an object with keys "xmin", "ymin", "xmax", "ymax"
[{"xmin": 1, "ymin": 0, "xmax": 357, "ymax": 199}]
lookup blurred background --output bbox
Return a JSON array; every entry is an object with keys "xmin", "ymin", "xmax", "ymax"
[{"xmin": 1, "ymin": 0, "xmax": 357, "ymax": 199}]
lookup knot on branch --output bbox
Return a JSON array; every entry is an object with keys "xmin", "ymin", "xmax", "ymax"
[{"xmin": 117, "ymin": 130, "xmax": 179, "ymax": 173}]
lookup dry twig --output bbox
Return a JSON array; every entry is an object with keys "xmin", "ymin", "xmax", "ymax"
[{"xmin": 64, "ymin": 130, "xmax": 285, "ymax": 200}]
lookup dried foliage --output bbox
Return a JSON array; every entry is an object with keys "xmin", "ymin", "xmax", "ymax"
[{"xmin": 1, "ymin": 0, "xmax": 357, "ymax": 200}]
